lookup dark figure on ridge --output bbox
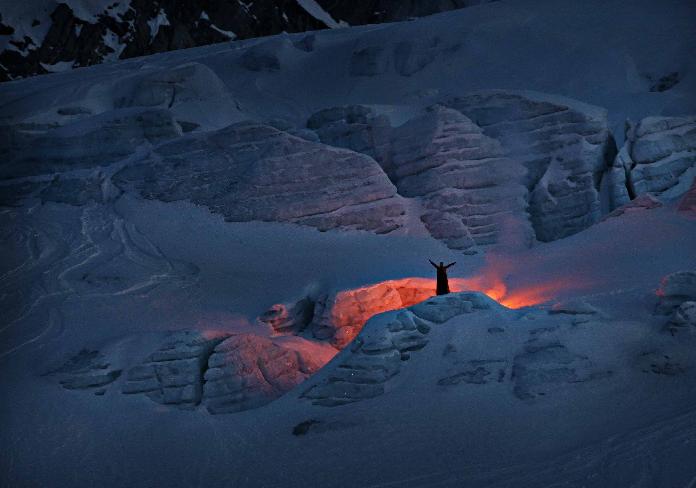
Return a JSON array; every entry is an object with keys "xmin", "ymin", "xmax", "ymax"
[{"xmin": 430, "ymin": 260, "xmax": 456, "ymax": 295}]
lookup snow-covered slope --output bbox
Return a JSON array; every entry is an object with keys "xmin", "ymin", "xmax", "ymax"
[
  {"xmin": 0, "ymin": 0, "xmax": 488, "ymax": 81},
  {"xmin": 1, "ymin": 1, "xmax": 696, "ymax": 487}
]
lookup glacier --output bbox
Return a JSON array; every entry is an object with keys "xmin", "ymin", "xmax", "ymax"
[{"xmin": 1, "ymin": 0, "xmax": 696, "ymax": 486}]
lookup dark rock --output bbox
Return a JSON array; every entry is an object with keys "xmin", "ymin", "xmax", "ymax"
[{"xmin": 1, "ymin": 1, "xmax": 480, "ymax": 81}]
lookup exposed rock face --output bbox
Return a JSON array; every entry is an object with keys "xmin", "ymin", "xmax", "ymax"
[
  {"xmin": 611, "ymin": 116, "xmax": 696, "ymax": 205},
  {"xmin": 203, "ymin": 334, "xmax": 321, "ymax": 414},
  {"xmin": 122, "ymin": 331, "xmax": 227, "ymax": 409},
  {"xmin": 316, "ymin": 0, "xmax": 489, "ymax": 25},
  {"xmin": 656, "ymin": 271, "xmax": 696, "ymax": 315},
  {"xmin": 0, "ymin": 1, "xmax": 480, "ymax": 81},
  {"xmin": 302, "ymin": 292, "xmax": 494, "ymax": 406},
  {"xmin": 113, "ymin": 121, "xmax": 407, "ymax": 234},
  {"xmin": 444, "ymin": 91, "xmax": 616, "ymax": 242},
  {"xmin": 0, "ymin": 108, "xmax": 181, "ymax": 179}
]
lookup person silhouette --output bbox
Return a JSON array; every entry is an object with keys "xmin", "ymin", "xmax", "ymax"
[{"xmin": 429, "ymin": 259, "xmax": 456, "ymax": 295}]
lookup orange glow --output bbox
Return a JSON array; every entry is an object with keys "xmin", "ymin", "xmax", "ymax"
[
  {"xmin": 326, "ymin": 278, "xmax": 436, "ymax": 345},
  {"xmin": 449, "ymin": 251, "xmax": 591, "ymax": 308},
  {"xmin": 451, "ymin": 276, "xmax": 580, "ymax": 309},
  {"xmin": 326, "ymin": 268, "xmax": 578, "ymax": 348},
  {"xmin": 267, "ymin": 252, "xmax": 593, "ymax": 350}
]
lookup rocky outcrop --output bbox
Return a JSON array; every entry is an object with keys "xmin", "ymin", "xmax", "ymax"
[
  {"xmin": 316, "ymin": 0, "xmax": 488, "ymax": 25},
  {"xmin": 0, "ymin": 108, "xmax": 181, "ymax": 179},
  {"xmin": 444, "ymin": 91, "xmax": 616, "ymax": 242},
  {"xmin": 113, "ymin": 121, "xmax": 407, "ymax": 234},
  {"xmin": 611, "ymin": 116, "xmax": 696, "ymax": 205},
  {"xmin": 1, "ymin": 1, "xmax": 479, "ymax": 82}
]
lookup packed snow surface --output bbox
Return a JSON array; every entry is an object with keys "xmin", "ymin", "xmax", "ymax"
[{"xmin": 1, "ymin": 0, "xmax": 696, "ymax": 487}]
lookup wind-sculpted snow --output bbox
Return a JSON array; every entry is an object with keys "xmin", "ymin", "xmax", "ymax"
[
  {"xmin": 302, "ymin": 291, "xmax": 619, "ymax": 407},
  {"xmin": 389, "ymin": 105, "xmax": 531, "ymax": 250},
  {"xmin": 48, "ymin": 349, "xmax": 122, "ymax": 394},
  {"xmin": 611, "ymin": 116, "xmax": 696, "ymax": 204},
  {"xmin": 511, "ymin": 338, "xmax": 610, "ymax": 399},
  {"xmin": 0, "ymin": 108, "xmax": 181, "ymax": 179},
  {"xmin": 302, "ymin": 293, "xmax": 495, "ymax": 406},
  {"xmin": 656, "ymin": 271, "xmax": 696, "ymax": 315},
  {"xmin": 122, "ymin": 331, "xmax": 226, "ymax": 409},
  {"xmin": 113, "ymin": 121, "xmax": 407, "ymax": 234},
  {"xmin": 444, "ymin": 91, "xmax": 616, "ymax": 242},
  {"xmin": 667, "ymin": 302, "xmax": 696, "ymax": 336},
  {"xmin": 307, "ymin": 105, "xmax": 392, "ymax": 165},
  {"xmin": 260, "ymin": 278, "xmax": 437, "ymax": 348},
  {"xmin": 113, "ymin": 63, "xmax": 241, "ymax": 131},
  {"xmin": 307, "ymin": 278, "xmax": 435, "ymax": 348},
  {"xmin": 119, "ymin": 330, "xmax": 324, "ymax": 413},
  {"xmin": 307, "ymin": 92, "xmax": 613, "ymax": 249},
  {"xmin": 203, "ymin": 334, "xmax": 323, "ymax": 414}
]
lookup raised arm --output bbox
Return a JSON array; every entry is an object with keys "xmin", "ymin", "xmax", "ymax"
[
  {"xmin": 445, "ymin": 262, "xmax": 456, "ymax": 268},
  {"xmin": 429, "ymin": 259, "xmax": 437, "ymax": 268}
]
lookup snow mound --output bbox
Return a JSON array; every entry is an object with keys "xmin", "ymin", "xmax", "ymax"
[
  {"xmin": 512, "ymin": 338, "xmax": 610, "ymax": 399},
  {"xmin": 48, "ymin": 349, "xmax": 122, "ymax": 394},
  {"xmin": 667, "ymin": 301, "xmax": 696, "ymax": 336},
  {"xmin": 390, "ymin": 105, "xmax": 531, "ymax": 250},
  {"xmin": 259, "ymin": 278, "xmax": 442, "ymax": 349},
  {"xmin": 122, "ymin": 331, "xmax": 228, "ymax": 409},
  {"xmin": 113, "ymin": 62, "xmax": 241, "ymax": 131},
  {"xmin": 307, "ymin": 105, "xmax": 392, "ymax": 165},
  {"xmin": 444, "ymin": 90, "xmax": 615, "ymax": 242},
  {"xmin": 656, "ymin": 271, "xmax": 696, "ymax": 315},
  {"xmin": 113, "ymin": 121, "xmax": 407, "ymax": 234},
  {"xmin": 613, "ymin": 116, "xmax": 696, "ymax": 202},
  {"xmin": 302, "ymin": 292, "xmax": 498, "ymax": 406},
  {"xmin": 306, "ymin": 90, "xmax": 617, "ymax": 250},
  {"xmin": 1, "ymin": 108, "xmax": 181, "ymax": 179},
  {"xmin": 601, "ymin": 193, "xmax": 662, "ymax": 220},
  {"xmin": 203, "ymin": 334, "xmax": 321, "ymax": 414}
]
